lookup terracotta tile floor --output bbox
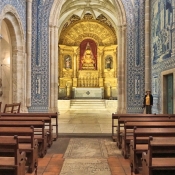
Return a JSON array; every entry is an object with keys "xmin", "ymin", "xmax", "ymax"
[
  {"xmin": 26, "ymin": 153, "xmax": 133, "ymax": 175},
  {"xmin": 26, "ymin": 154, "xmax": 64, "ymax": 175}
]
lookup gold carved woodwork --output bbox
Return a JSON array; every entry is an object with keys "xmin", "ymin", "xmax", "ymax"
[
  {"xmin": 58, "ymin": 19, "xmax": 118, "ymax": 98},
  {"xmin": 63, "ymin": 70, "xmax": 73, "ymax": 78},
  {"xmin": 59, "ymin": 20, "xmax": 117, "ymax": 46},
  {"xmin": 104, "ymin": 70, "xmax": 115, "ymax": 78}
]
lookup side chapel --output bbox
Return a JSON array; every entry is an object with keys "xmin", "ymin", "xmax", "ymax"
[{"xmin": 58, "ymin": 14, "xmax": 118, "ymax": 100}]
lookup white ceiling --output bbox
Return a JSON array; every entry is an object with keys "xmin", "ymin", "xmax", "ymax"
[{"xmin": 57, "ymin": 0, "xmax": 121, "ymax": 32}]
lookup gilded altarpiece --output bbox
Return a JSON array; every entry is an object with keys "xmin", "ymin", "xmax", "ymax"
[{"xmin": 58, "ymin": 16, "xmax": 118, "ymax": 99}]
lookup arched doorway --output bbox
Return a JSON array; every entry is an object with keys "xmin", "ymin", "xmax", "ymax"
[
  {"xmin": 49, "ymin": 0, "xmax": 127, "ymax": 113},
  {"xmin": 58, "ymin": 15, "xmax": 117, "ymax": 100},
  {"xmin": 0, "ymin": 5, "xmax": 27, "ymax": 112}
]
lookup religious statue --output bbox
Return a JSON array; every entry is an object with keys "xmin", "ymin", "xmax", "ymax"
[
  {"xmin": 105, "ymin": 56, "xmax": 112, "ymax": 69},
  {"xmin": 81, "ymin": 47, "xmax": 95, "ymax": 70},
  {"xmin": 65, "ymin": 55, "xmax": 71, "ymax": 69}
]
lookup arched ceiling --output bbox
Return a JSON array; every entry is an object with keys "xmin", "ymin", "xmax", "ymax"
[
  {"xmin": 59, "ymin": 19, "xmax": 117, "ymax": 46},
  {"xmin": 58, "ymin": 0, "xmax": 119, "ymax": 46}
]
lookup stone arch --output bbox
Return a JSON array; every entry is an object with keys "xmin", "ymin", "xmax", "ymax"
[
  {"xmin": 49, "ymin": 0, "xmax": 127, "ymax": 113},
  {"xmin": 0, "ymin": 5, "xmax": 27, "ymax": 112}
]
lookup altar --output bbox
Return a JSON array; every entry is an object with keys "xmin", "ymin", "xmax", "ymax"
[{"xmin": 73, "ymin": 87, "xmax": 104, "ymax": 99}]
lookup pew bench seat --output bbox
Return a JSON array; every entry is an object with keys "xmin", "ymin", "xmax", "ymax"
[{"xmin": 0, "ymin": 136, "xmax": 26, "ymax": 175}]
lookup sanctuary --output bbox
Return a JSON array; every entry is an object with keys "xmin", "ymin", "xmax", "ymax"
[{"xmin": 58, "ymin": 14, "xmax": 118, "ymax": 99}]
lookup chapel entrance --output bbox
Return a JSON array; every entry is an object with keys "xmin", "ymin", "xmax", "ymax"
[{"xmin": 58, "ymin": 14, "xmax": 118, "ymax": 100}]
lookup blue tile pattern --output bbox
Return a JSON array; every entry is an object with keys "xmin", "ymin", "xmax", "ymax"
[
  {"xmin": 0, "ymin": 0, "xmax": 146, "ymax": 113},
  {"xmin": 30, "ymin": 0, "xmax": 146, "ymax": 112},
  {"xmin": 29, "ymin": 0, "xmax": 54, "ymax": 112},
  {"xmin": 0, "ymin": 0, "xmax": 26, "ymax": 38},
  {"xmin": 151, "ymin": 0, "xmax": 175, "ymax": 114},
  {"xmin": 122, "ymin": 0, "xmax": 145, "ymax": 113}
]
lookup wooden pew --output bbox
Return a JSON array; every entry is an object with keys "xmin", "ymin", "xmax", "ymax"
[
  {"xmin": 0, "ymin": 135, "xmax": 26, "ymax": 175},
  {"xmin": 0, "ymin": 116, "xmax": 53, "ymax": 147},
  {"xmin": 142, "ymin": 137, "xmax": 175, "ymax": 175},
  {"xmin": 116, "ymin": 115, "xmax": 175, "ymax": 148},
  {"xmin": 3, "ymin": 103, "xmax": 14, "ymax": 113},
  {"xmin": 0, "ymin": 120, "xmax": 47, "ymax": 158},
  {"xmin": 122, "ymin": 121, "xmax": 175, "ymax": 158},
  {"xmin": 3, "ymin": 103, "xmax": 21, "ymax": 113},
  {"xmin": 1, "ymin": 112, "xmax": 58, "ymax": 141},
  {"xmin": 112, "ymin": 113, "xmax": 159, "ymax": 141},
  {"xmin": 0, "ymin": 127, "xmax": 37, "ymax": 173},
  {"xmin": 130, "ymin": 127, "xmax": 175, "ymax": 174},
  {"xmin": 12, "ymin": 102, "xmax": 21, "ymax": 113}
]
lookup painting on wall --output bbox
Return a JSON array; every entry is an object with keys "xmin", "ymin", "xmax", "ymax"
[{"xmin": 151, "ymin": 0, "xmax": 173, "ymax": 64}]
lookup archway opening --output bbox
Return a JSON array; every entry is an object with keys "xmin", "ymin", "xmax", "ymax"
[
  {"xmin": 0, "ymin": 8, "xmax": 26, "ymax": 112},
  {"xmin": 49, "ymin": 0, "xmax": 127, "ymax": 113},
  {"xmin": 58, "ymin": 14, "xmax": 118, "ymax": 100},
  {"xmin": 0, "ymin": 19, "xmax": 12, "ymax": 109}
]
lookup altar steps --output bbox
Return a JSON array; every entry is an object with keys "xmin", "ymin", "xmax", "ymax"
[{"xmin": 70, "ymin": 99, "xmax": 106, "ymax": 110}]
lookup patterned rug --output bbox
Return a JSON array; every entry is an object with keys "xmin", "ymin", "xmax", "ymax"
[
  {"xmin": 63, "ymin": 138, "xmax": 108, "ymax": 158},
  {"xmin": 59, "ymin": 158, "xmax": 111, "ymax": 175}
]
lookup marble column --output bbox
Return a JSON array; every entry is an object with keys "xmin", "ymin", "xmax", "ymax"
[
  {"xmin": 117, "ymin": 25, "xmax": 126, "ymax": 113},
  {"xmin": 145, "ymin": 0, "xmax": 151, "ymax": 91},
  {"xmin": 171, "ymin": 1, "xmax": 175, "ymax": 57},
  {"xmin": 49, "ymin": 25, "xmax": 58, "ymax": 112},
  {"xmin": 26, "ymin": 0, "xmax": 33, "ymax": 106}
]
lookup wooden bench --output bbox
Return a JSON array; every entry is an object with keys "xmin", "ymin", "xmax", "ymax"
[
  {"xmin": 12, "ymin": 102, "xmax": 21, "ymax": 113},
  {"xmin": 3, "ymin": 103, "xmax": 21, "ymax": 113},
  {"xmin": 0, "ymin": 135, "xmax": 26, "ymax": 175},
  {"xmin": 122, "ymin": 121, "xmax": 175, "ymax": 158},
  {"xmin": 142, "ymin": 136, "xmax": 175, "ymax": 175},
  {"xmin": 3, "ymin": 103, "xmax": 14, "ymax": 113},
  {"xmin": 116, "ymin": 114, "xmax": 175, "ymax": 148},
  {"xmin": 0, "ymin": 120, "xmax": 47, "ymax": 158},
  {"xmin": 112, "ymin": 113, "xmax": 159, "ymax": 141},
  {"xmin": 130, "ymin": 127, "xmax": 175, "ymax": 174},
  {"xmin": 0, "ymin": 116, "xmax": 53, "ymax": 147},
  {"xmin": 1, "ymin": 112, "xmax": 58, "ymax": 140},
  {"xmin": 0, "ymin": 126, "xmax": 38, "ymax": 173}
]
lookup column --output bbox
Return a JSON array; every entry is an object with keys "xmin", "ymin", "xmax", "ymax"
[
  {"xmin": 145, "ymin": 0, "xmax": 151, "ymax": 91},
  {"xmin": 98, "ymin": 46, "xmax": 104, "ymax": 87},
  {"xmin": 171, "ymin": 1, "xmax": 175, "ymax": 56},
  {"xmin": 26, "ymin": 0, "xmax": 33, "ymax": 106},
  {"xmin": 72, "ymin": 46, "xmax": 78, "ymax": 87},
  {"xmin": 49, "ymin": 25, "xmax": 57, "ymax": 112},
  {"xmin": 117, "ymin": 25, "xmax": 126, "ymax": 113}
]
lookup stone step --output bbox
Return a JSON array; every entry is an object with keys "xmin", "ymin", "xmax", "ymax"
[{"xmin": 70, "ymin": 99, "xmax": 106, "ymax": 110}]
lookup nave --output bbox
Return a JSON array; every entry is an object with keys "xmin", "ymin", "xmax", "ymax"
[
  {"xmin": 26, "ymin": 137, "xmax": 131, "ymax": 175},
  {"xmin": 29, "ymin": 109, "xmax": 131, "ymax": 175}
]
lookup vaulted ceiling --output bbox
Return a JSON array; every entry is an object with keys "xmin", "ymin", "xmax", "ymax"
[{"xmin": 57, "ymin": 0, "xmax": 121, "ymax": 36}]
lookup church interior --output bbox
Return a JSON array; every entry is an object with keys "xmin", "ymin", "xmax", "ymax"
[{"xmin": 0, "ymin": 0, "xmax": 175, "ymax": 174}]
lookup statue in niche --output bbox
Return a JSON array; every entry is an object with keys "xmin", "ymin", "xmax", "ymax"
[
  {"xmin": 81, "ymin": 43, "xmax": 95, "ymax": 70},
  {"xmin": 64, "ymin": 55, "xmax": 72, "ymax": 69},
  {"xmin": 105, "ymin": 56, "xmax": 112, "ymax": 69}
]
